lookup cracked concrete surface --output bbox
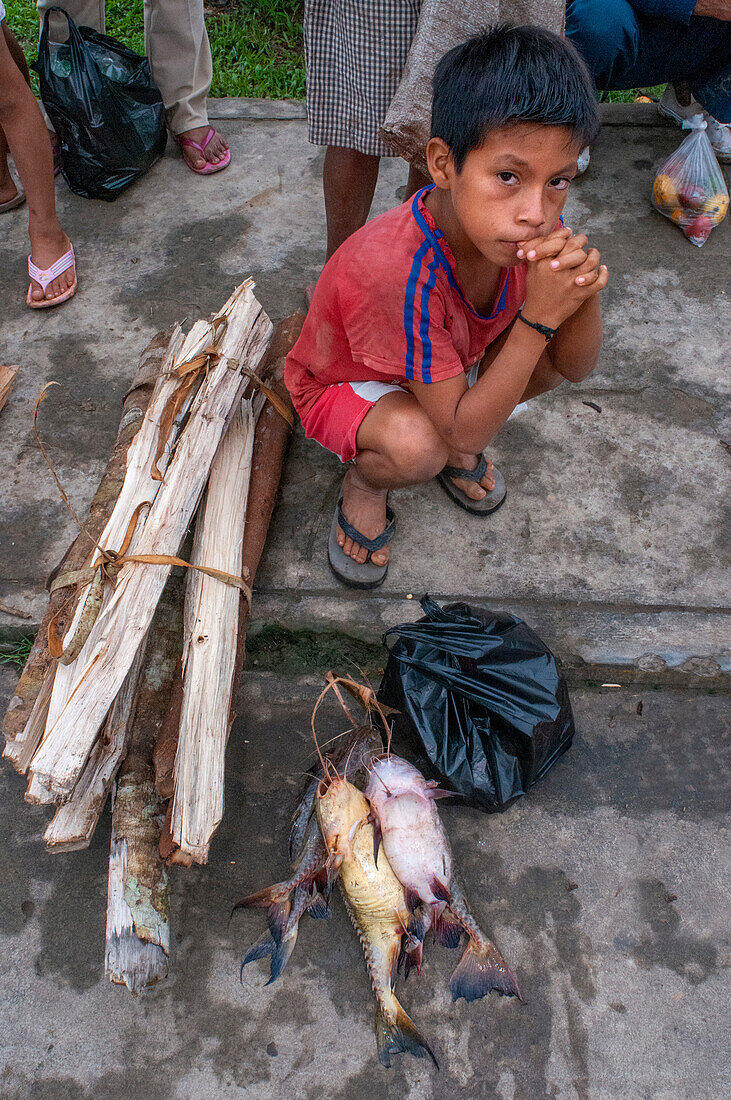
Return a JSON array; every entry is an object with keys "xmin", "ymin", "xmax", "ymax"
[
  {"xmin": 0, "ymin": 105, "xmax": 728, "ymax": 671},
  {"xmin": 0, "ymin": 666, "xmax": 728, "ymax": 1098}
]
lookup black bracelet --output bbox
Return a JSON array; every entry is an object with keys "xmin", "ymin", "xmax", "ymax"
[{"xmin": 517, "ymin": 310, "xmax": 557, "ymax": 341}]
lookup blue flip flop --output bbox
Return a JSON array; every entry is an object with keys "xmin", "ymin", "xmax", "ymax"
[
  {"xmin": 328, "ymin": 496, "xmax": 396, "ymax": 589},
  {"xmin": 436, "ymin": 454, "xmax": 506, "ymax": 515}
]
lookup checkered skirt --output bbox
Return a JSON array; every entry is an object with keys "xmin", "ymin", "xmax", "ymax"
[{"xmin": 304, "ymin": 0, "xmax": 422, "ymax": 157}]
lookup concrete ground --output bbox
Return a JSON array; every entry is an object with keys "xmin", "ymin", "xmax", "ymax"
[
  {"xmin": 1, "ymin": 102, "xmax": 729, "ymax": 1097},
  {"xmin": 0, "ymin": 665, "xmax": 728, "ymax": 1099},
  {"xmin": 0, "ymin": 102, "xmax": 729, "ymax": 672}
]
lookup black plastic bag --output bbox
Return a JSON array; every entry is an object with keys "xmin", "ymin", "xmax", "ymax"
[
  {"xmin": 378, "ymin": 596, "xmax": 575, "ymax": 811},
  {"xmin": 37, "ymin": 7, "xmax": 167, "ymax": 201}
]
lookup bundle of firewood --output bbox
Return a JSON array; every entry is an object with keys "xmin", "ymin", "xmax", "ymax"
[{"xmin": 2, "ymin": 281, "xmax": 303, "ymax": 993}]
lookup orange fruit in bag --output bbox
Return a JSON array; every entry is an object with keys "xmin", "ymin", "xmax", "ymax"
[
  {"xmin": 702, "ymin": 192, "xmax": 729, "ymax": 223},
  {"xmin": 653, "ymin": 173, "xmax": 678, "ymax": 210}
]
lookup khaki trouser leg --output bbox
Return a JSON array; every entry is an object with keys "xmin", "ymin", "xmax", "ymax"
[
  {"xmin": 143, "ymin": 0, "xmax": 212, "ymax": 134},
  {"xmin": 36, "ymin": 0, "xmax": 105, "ymax": 128},
  {"xmin": 36, "ymin": 0, "xmax": 106, "ymax": 40}
]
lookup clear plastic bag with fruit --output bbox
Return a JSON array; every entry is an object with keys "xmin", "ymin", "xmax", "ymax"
[{"xmin": 652, "ymin": 114, "xmax": 729, "ymax": 247}]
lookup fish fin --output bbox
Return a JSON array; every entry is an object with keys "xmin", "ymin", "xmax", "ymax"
[
  {"xmin": 307, "ymin": 891, "xmax": 330, "ymax": 920},
  {"xmin": 263, "ymin": 897, "xmax": 291, "ymax": 947},
  {"xmin": 367, "ymin": 810, "xmax": 383, "ymax": 868},
  {"xmin": 432, "ymin": 905, "xmax": 462, "ymax": 949},
  {"xmin": 403, "ymin": 940, "xmax": 423, "ymax": 980},
  {"xmin": 428, "ymin": 875, "xmax": 452, "ymax": 905},
  {"xmin": 239, "ymin": 930, "xmax": 297, "ymax": 985},
  {"xmin": 450, "ymin": 938, "xmax": 521, "ymax": 1003},
  {"xmin": 426, "ymin": 787, "xmax": 455, "ymax": 800},
  {"xmin": 404, "ymin": 888, "xmax": 421, "ymax": 915},
  {"xmin": 375, "ymin": 1002, "xmax": 438, "ymax": 1070},
  {"xmin": 231, "ymin": 882, "xmax": 290, "ymax": 913}
]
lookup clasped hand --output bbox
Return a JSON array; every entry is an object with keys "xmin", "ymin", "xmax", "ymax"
[{"xmin": 517, "ymin": 225, "xmax": 608, "ymax": 330}]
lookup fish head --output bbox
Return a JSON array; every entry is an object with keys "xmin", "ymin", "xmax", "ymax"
[
  {"xmin": 365, "ymin": 753, "xmax": 427, "ymax": 807},
  {"xmin": 316, "ymin": 775, "xmax": 369, "ymax": 870},
  {"xmin": 339, "ymin": 724, "xmax": 384, "ymax": 790}
]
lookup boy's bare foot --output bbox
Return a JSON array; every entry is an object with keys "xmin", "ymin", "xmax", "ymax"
[
  {"xmin": 28, "ymin": 226, "xmax": 76, "ymax": 303},
  {"xmin": 446, "ymin": 451, "xmax": 496, "ymax": 501},
  {"xmin": 337, "ymin": 466, "xmax": 390, "ymax": 566}
]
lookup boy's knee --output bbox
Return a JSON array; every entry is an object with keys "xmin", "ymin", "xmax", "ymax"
[
  {"xmin": 387, "ymin": 414, "xmax": 448, "ymax": 478},
  {"xmin": 558, "ymin": 359, "xmax": 598, "ymax": 385}
]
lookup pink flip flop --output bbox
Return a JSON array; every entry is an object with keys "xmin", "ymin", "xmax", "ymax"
[
  {"xmin": 27, "ymin": 246, "xmax": 77, "ymax": 310},
  {"xmin": 173, "ymin": 126, "xmax": 231, "ymax": 175}
]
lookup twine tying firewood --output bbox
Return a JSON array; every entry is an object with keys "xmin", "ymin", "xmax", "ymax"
[{"xmin": 34, "ymin": 383, "xmax": 253, "ymax": 666}]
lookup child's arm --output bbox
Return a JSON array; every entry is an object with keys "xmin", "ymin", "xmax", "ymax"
[{"xmin": 408, "ymin": 229, "xmax": 607, "ymax": 454}]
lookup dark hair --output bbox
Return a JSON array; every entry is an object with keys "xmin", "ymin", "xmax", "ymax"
[{"xmin": 431, "ymin": 24, "xmax": 600, "ymax": 170}]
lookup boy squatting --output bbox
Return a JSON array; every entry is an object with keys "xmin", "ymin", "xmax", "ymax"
[{"xmin": 285, "ymin": 24, "xmax": 608, "ymax": 589}]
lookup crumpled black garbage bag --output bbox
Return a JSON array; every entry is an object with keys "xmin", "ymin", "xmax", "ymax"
[
  {"xmin": 378, "ymin": 596, "xmax": 575, "ymax": 811},
  {"xmin": 36, "ymin": 7, "xmax": 167, "ymax": 201}
]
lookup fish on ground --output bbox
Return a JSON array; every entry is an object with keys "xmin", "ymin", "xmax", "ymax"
[
  {"xmin": 234, "ymin": 723, "xmax": 382, "ymax": 982},
  {"xmin": 365, "ymin": 752, "xmax": 521, "ymax": 1002},
  {"xmin": 316, "ymin": 770, "xmax": 438, "ymax": 1069}
]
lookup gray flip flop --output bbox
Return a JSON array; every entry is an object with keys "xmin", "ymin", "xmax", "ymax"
[
  {"xmin": 0, "ymin": 187, "xmax": 26, "ymax": 214},
  {"xmin": 436, "ymin": 453, "xmax": 506, "ymax": 515},
  {"xmin": 328, "ymin": 496, "xmax": 396, "ymax": 589}
]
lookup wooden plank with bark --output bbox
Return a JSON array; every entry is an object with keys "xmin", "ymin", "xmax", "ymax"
[
  {"xmin": 159, "ymin": 312, "xmax": 303, "ymax": 864},
  {"xmin": 104, "ymin": 572, "xmax": 184, "ymax": 991},
  {"xmin": 169, "ymin": 405, "xmax": 255, "ymax": 863},
  {"xmin": 29, "ymin": 282, "xmax": 273, "ymax": 797},
  {"xmin": 2, "ymin": 329, "xmax": 175, "ymax": 763},
  {"xmin": 0, "ymin": 364, "xmax": 18, "ymax": 414}
]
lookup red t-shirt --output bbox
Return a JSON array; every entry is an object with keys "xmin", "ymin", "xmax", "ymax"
[{"xmin": 285, "ymin": 186, "xmax": 528, "ymax": 420}]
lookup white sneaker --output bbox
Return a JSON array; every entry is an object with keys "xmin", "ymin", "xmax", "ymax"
[
  {"xmin": 576, "ymin": 146, "xmax": 590, "ymax": 175},
  {"xmin": 658, "ymin": 84, "xmax": 731, "ymax": 163},
  {"xmin": 657, "ymin": 84, "xmax": 703, "ymax": 125},
  {"xmin": 704, "ymin": 115, "xmax": 731, "ymax": 163}
]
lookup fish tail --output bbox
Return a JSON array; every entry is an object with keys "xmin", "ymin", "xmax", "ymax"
[
  {"xmin": 307, "ymin": 891, "xmax": 330, "ymax": 919},
  {"xmin": 239, "ymin": 928, "xmax": 298, "ymax": 985},
  {"xmin": 375, "ymin": 1000, "xmax": 438, "ymax": 1070},
  {"xmin": 449, "ymin": 936, "xmax": 521, "ymax": 1003},
  {"xmin": 431, "ymin": 902, "xmax": 462, "ymax": 949},
  {"xmin": 232, "ymin": 886, "xmax": 292, "ymax": 951}
]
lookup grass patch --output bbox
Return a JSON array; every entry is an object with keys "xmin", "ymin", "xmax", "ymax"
[
  {"xmin": 246, "ymin": 625, "xmax": 384, "ymax": 678},
  {"xmin": 6, "ymin": 0, "xmax": 305, "ymax": 98},
  {"xmin": 0, "ymin": 634, "xmax": 35, "ymax": 671},
  {"xmin": 602, "ymin": 85, "xmax": 666, "ymax": 104}
]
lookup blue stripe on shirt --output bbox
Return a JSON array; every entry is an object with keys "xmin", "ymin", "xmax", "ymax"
[
  {"xmin": 404, "ymin": 239, "xmax": 431, "ymax": 381},
  {"xmin": 418, "ymin": 255, "xmax": 440, "ymax": 384}
]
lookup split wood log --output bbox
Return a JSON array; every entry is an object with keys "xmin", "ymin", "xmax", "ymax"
[
  {"xmin": 2, "ymin": 329, "xmax": 175, "ymax": 765},
  {"xmin": 0, "ymin": 364, "xmax": 18, "ymax": 413},
  {"xmin": 105, "ymin": 826, "xmax": 169, "ymax": 993},
  {"xmin": 29, "ymin": 281, "xmax": 273, "ymax": 797},
  {"xmin": 42, "ymin": 643, "xmax": 146, "ymax": 849},
  {"xmin": 159, "ymin": 311, "xmax": 303, "ymax": 864},
  {"xmin": 39, "ymin": 322, "xmax": 195, "ymax": 757},
  {"xmin": 104, "ymin": 572, "xmax": 184, "ymax": 991},
  {"xmin": 169, "ymin": 404, "xmax": 255, "ymax": 863}
]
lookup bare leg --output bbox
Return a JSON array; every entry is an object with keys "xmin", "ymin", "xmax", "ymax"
[
  {"xmin": 0, "ymin": 24, "xmax": 75, "ymax": 301},
  {"xmin": 337, "ymin": 391, "xmax": 449, "ymax": 565},
  {"xmin": 323, "ymin": 146, "xmax": 380, "ymax": 259},
  {"xmin": 0, "ymin": 23, "xmax": 30, "ymax": 204}
]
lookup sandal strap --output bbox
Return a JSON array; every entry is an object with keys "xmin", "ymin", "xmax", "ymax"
[
  {"xmin": 28, "ymin": 247, "xmax": 75, "ymax": 293},
  {"xmin": 174, "ymin": 126, "xmax": 215, "ymax": 153},
  {"xmin": 337, "ymin": 500, "xmax": 395, "ymax": 558},
  {"xmin": 442, "ymin": 454, "xmax": 488, "ymax": 483}
]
